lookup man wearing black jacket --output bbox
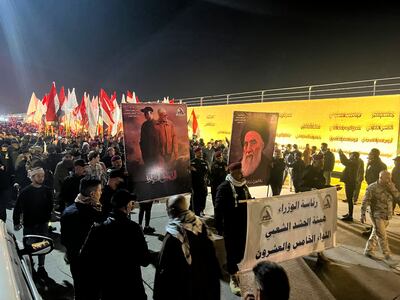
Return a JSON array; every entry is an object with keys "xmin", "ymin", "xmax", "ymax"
[
  {"xmin": 215, "ymin": 162, "xmax": 252, "ymax": 296},
  {"xmin": 60, "ymin": 177, "xmax": 103, "ymax": 300},
  {"xmin": 13, "ymin": 167, "xmax": 53, "ymax": 278},
  {"xmin": 80, "ymin": 189, "xmax": 153, "ymax": 300},
  {"xmin": 339, "ymin": 150, "xmax": 360, "ymax": 221},
  {"xmin": 58, "ymin": 159, "xmax": 87, "ymax": 210}
]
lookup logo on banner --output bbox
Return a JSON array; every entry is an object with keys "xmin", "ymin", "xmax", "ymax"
[
  {"xmin": 323, "ymin": 194, "xmax": 331, "ymax": 209},
  {"xmin": 260, "ymin": 205, "xmax": 273, "ymax": 225},
  {"xmin": 176, "ymin": 107, "xmax": 185, "ymax": 116}
]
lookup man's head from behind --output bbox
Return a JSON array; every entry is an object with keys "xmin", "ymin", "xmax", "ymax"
[
  {"xmin": 79, "ymin": 177, "xmax": 102, "ymax": 202},
  {"xmin": 253, "ymin": 261, "xmax": 290, "ymax": 300},
  {"xmin": 166, "ymin": 195, "xmax": 189, "ymax": 219},
  {"xmin": 108, "ymin": 169, "xmax": 125, "ymax": 190}
]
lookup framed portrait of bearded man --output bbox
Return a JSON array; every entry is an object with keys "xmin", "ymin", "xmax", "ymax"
[{"xmin": 229, "ymin": 111, "xmax": 278, "ymax": 186}]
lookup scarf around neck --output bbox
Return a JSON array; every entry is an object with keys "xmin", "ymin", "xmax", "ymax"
[
  {"xmin": 226, "ymin": 174, "xmax": 247, "ymax": 206},
  {"xmin": 75, "ymin": 193, "xmax": 102, "ymax": 212},
  {"xmin": 165, "ymin": 210, "xmax": 203, "ymax": 265}
]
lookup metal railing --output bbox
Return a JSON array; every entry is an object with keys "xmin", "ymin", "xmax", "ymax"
[{"xmin": 177, "ymin": 77, "xmax": 400, "ymax": 106}]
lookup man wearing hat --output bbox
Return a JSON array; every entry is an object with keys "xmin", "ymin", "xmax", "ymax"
[
  {"xmin": 139, "ymin": 106, "xmax": 159, "ymax": 167},
  {"xmin": 100, "ymin": 169, "xmax": 126, "ymax": 220},
  {"xmin": 215, "ymin": 161, "xmax": 252, "ymax": 296},
  {"xmin": 190, "ymin": 146, "xmax": 209, "ymax": 216},
  {"xmin": 80, "ymin": 189, "xmax": 154, "ymax": 300},
  {"xmin": 209, "ymin": 150, "xmax": 227, "ymax": 207},
  {"xmin": 58, "ymin": 159, "xmax": 87, "ymax": 209},
  {"xmin": 13, "ymin": 166, "xmax": 54, "ymax": 278}
]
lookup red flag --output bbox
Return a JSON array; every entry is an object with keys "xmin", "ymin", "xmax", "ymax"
[
  {"xmin": 46, "ymin": 82, "xmax": 58, "ymax": 122},
  {"xmin": 191, "ymin": 109, "xmax": 198, "ymax": 135},
  {"xmin": 169, "ymin": 98, "xmax": 175, "ymax": 104},
  {"xmin": 79, "ymin": 95, "xmax": 88, "ymax": 125},
  {"xmin": 136, "ymin": 96, "xmax": 140, "ymax": 103},
  {"xmin": 59, "ymin": 86, "xmax": 66, "ymax": 108}
]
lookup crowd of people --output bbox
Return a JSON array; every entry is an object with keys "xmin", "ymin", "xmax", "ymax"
[{"xmin": 3, "ymin": 119, "xmax": 399, "ymax": 298}]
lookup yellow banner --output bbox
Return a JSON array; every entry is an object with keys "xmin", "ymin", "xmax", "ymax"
[{"xmin": 189, "ymin": 95, "xmax": 400, "ymax": 171}]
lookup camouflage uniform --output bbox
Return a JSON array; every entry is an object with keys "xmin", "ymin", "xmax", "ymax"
[{"xmin": 361, "ymin": 182, "xmax": 400, "ymax": 255}]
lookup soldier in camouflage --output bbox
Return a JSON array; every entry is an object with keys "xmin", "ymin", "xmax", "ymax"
[{"xmin": 361, "ymin": 170, "xmax": 399, "ymax": 266}]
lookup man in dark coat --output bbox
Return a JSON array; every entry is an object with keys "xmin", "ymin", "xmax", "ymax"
[
  {"xmin": 139, "ymin": 106, "xmax": 159, "ymax": 167},
  {"xmin": 154, "ymin": 195, "xmax": 220, "ymax": 300},
  {"xmin": 100, "ymin": 169, "xmax": 125, "ymax": 220},
  {"xmin": 80, "ymin": 189, "xmax": 153, "ymax": 300},
  {"xmin": 13, "ymin": 167, "xmax": 53, "ymax": 278},
  {"xmin": 58, "ymin": 159, "xmax": 87, "ymax": 211},
  {"xmin": 298, "ymin": 153, "xmax": 327, "ymax": 192},
  {"xmin": 338, "ymin": 150, "xmax": 360, "ymax": 221},
  {"xmin": 365, "ymin": 148, "xmax": 387, "ymax": 185},
  {"xmin": 215, "ymin": 162, "xmax": 252, "ymax": 296},
  {"xmin": 269, "ymin": 148, "xmax": 286, "ymax": 196},
  {"xmin": 190, "ymin": 146, "xmax": 209, "ymax": 216},
  {"xmin": 209, "ymin": 151, "xmax": 228, "ymax": 207},
  {"xmin": 287, "ymin": 151, "xmax": 305, "ymax": 193},
  {"xmin": 320, "ymin": 143, "xmax": 335, "ymax": 185},
  {"xmin": 60, "ymin": 178, "xmax": 103, "ymax": 300}
]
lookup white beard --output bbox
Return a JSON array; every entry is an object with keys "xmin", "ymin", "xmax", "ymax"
[{"xmin": 241, "ymin": 151, "xmax": 262, "ymax": 177}]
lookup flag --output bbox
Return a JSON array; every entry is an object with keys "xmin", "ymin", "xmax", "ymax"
[
  {"xmin": 127, "ymin": 90, "xmax": 134, "ymax": 103},
  {"xmin": 121, "ymin": 94, "xmax": 126, "ymax": 104},
  {"xmin": 188, "ymin": 109, "xmax": 199, "ymax": 137},
  {"xmin": 87, "ymin": 95, "xmax": 98, "ymax": 138},
  {"xmin": 26, "ymin": 92, "xmax": 39, "ymax": 123},
  {"xmin": 79, "ymin": 94, "xmax": 88, "ymax": 126},
  {"xmin": 58, "ymin": 86, "xmax": 66, "ymax": 110},
  {"xmin": 65, "ymin": 88, "xmax": 79, "ymax": 114},
  {"xmin": 100, "ymin": 88, "xmax": 115, "ymax": 126},
  {"xmin": 45, "ymin": 82, "xmax": 58, "ymax": 122},
  {"xmin": 136, "ymin": 95, "xmax": 140, "ymax": 103},
  {"xmin": 169, "ymin": 98, "xmax": 175, "ymax": 104}
]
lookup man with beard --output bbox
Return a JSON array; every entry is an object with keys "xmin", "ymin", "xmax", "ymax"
[
  {"xmin": 154, "ymin": 108, "xmax": 178, "ymax": 166},
  {"xmin": 240, "ymin": 122, "xmax": 269, "ymax": 185},
  {"xmin": 215, "ymin": 162, "xmax": 252, "ymax": 296}
]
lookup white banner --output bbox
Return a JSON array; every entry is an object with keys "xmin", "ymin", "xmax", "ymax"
[
  {"xmin": 240, "ymin": 187, "xmax": 337, "ymax": 270},
  {"xmin": 237, "ymin": 188, "xmax": 337, "ymax": 299}
]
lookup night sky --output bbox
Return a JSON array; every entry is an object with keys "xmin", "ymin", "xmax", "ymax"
[{"xmin": 1, "ymin": 0, "xmax": 400, "ymax": 113}]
